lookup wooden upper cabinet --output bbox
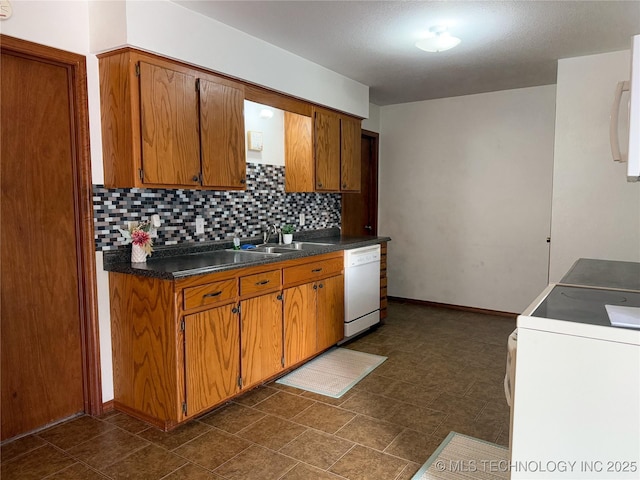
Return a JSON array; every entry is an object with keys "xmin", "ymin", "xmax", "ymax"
[
  {"xmin": 314, "ymin": 109, "xmax": 341, "ymax": 191},
  {"xmin": 199, "ymin": 79, "xmax": 246, "ymax": 189},
  {"xmin": 340, "ymin": 116, "xmax": 362, "ymax": 192},
  {"xmin": 284, "ymin": 106, "xmax": 361, "ymax": 193},
  {"xmin": 98, "ymin": 49, "xmax": 245, "ymax": 190},
  {"xmin": 139, "ymin": 62, "xmax": 201, "ymax": 186},
  {"xmin": 284, "ymin": 112, "xmax": 314, "ymax": 192}
]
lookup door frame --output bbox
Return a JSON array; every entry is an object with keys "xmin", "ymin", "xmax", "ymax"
[
  {"xmin": 362, "ymin": 129, "xmax": 379, "ymax": 235},
  {"xmin": 1, "ymin": 35, "xmax": 103, "ymax": 416},
  {"xmin": 341, "ymin": 129, "xmax": 379, "ymax": 235}
]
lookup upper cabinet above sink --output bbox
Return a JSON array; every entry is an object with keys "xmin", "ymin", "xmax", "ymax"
[
  {"xmin": 98, "ymin": 48, "xmax": 361, "ymax": 192},
  {"xmin": 99, "ymin": 49, "xmax": 246, "ymax": 190}
]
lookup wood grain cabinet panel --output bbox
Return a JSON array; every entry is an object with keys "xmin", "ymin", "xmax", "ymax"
[
  {"xmin": 284, "ymin": 112, "xmax": 314, "ymax": 192},
  {"xmin": 283, "ymin": 257, "xmax": 343, "ymax": 287},
  {"xmin": 199, "ymin": 78, "xmax": 246, "ymax": 189},
  {"xmin": 240, "ymin": 269, "xmax": 281, "ymax": 297},
  {"xmin": 139, "ymin": 62, "xmax": 201, "ymax": 186},
  {"xmin": 240, "ymin": 293, "xmax": 283, "ymax": 389},
  {"xmin": 380, "ymin": 242, "xmax": 388, "ymax": 320},
  {"xmin": 316, "ymin": 275, "xmax": 345, "ymax": 351},
  {"xmin": 183, "ymin": 278, "xmax": 237, "ymax": 311},
  {"xmin": 283, "ymin": 283, "xmax": 317, "ymax": 366},
  {"xmin": 314, "ymin": 109, "xmax": 341, "ymax": 191},
  {"xmin": 184, "ymin": 304, "xmax": 240, "ymax": 417},
  {"xmin": 340, "ymin": 116, "xmax": 362, "ymax": 192}
]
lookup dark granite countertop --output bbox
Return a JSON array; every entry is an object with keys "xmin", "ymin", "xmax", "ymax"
[{"xmin": 103, "ymin": 228, "xmax": 391, "ymax": 280}]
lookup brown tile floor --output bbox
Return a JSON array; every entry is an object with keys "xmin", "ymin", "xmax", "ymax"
[{"xmin": 1, "ymin": 300, "xmax": 515, "ymax": 480}]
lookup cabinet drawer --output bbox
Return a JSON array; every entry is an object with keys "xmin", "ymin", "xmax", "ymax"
[
  {"xmin": 240, "ymin": 269, "xmax": 281, "ymax": 296},
  {"xmin": 283, "ymin": 257, "xmax": 343, "ymax": 286},
  {"xmin": 183, "ymin": 278, "xmax": 237, "ymax": 311}
]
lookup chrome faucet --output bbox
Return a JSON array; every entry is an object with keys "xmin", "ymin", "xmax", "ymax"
[{"xmin": 262, "ymin": 224, "xmax": 279, "ymax": 244}]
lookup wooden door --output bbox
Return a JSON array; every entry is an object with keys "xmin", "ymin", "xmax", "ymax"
[
  {"xmin": 340, "ymin": 117, "xmax": 362, "ymax": 192},
  {"xmin": 240, "ymin": 293, "xmax": 283, "ymax": 389},
  {"xmin": 283, "ymin": 284, "xmax": 317, "ymax": 366},
  {"xmin": 184, "ymin": 304, "xmax": 240, "ymax": 416},
  {"xmin": 316, "ymin": 275, "xmax": 345, "ymax": 351},
  {"xmin": 1, "ymin": 46, "xmax": 87, "ymax": 440},
  {"xmin": 314, "ymin": 109, "xmax": 341, "ymax": 191},
  {"xmin": 342, "ymin": 130, "xmax": 379, "ymax": 236},
  {"xmin": 199, "ymin": 78, "xmax": 246, "ymax": 189},
  {"xmin": 139, "ymin": 61, "xmax": 201, "ymax": 186}
]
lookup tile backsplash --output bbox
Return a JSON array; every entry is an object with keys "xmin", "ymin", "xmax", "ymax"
[{"xmin": 93, "ymin": 163, "xmax": 341, "ymax": 251}]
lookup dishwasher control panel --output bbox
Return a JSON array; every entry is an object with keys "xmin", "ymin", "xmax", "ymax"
[{"xmin": 344, "ymin": 245, "xmax": 381, "ymax": 267}]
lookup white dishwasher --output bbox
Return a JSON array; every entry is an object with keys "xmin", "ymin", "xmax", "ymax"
[{"xmin": 343, "ymin": 245, "xmax": 381, "ymax": 340}]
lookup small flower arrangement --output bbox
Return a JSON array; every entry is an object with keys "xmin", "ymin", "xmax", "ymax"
[
  {"xmin": 118, "ymin": 220, "xmax": 154, "ymax": 256},
  {"xmin": 281, "ymin": 224, "xmax": 295, "ymax": 234}
]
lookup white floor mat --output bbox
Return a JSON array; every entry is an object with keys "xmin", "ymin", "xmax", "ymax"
[{"xmin": 275, "ymin": 347, "xmax": 387, "ymax": 398}]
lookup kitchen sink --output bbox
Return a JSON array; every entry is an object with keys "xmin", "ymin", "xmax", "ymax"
[
  {"xmin": 142, "ymin": 249, "xmax": 282, "ymax": 275},
  {"xmin": 254, "ymin": 241, "xmax": 334, "ymax": 252}
]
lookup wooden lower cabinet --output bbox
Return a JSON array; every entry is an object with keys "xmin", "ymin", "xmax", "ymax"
[
  {"xmin": 283, "ymin": 283, "xmax": 318, "ymax": 366},
  {"xmin": 283, "ymin": 270, "xmax": 345, "ymax": 367},
  {"xmin": 316, "ymin": 275, "xmax": 345, "ymax": 351},
  {"xmin": 109, "ymin": 251, "xmax": 348, "ymax": 430},
  {"xmin": 184, "ymin": 304, "xmax": 240, "ymax": 418},
  {"xmin": 240, "ymin": 293, "xmax": 283, "ymax": 389}
]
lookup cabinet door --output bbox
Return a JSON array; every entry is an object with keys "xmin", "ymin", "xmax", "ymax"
[
  {"xmin": 240, "ymin": 293, "xmax": 283, "ymax": 389},
  {"xmin": 316, "ymin": 275, "xmax": 345, "ymax": 351},
  {"xmin": 314, "ymin": 110, "xmax": 341, "ymax": 191},
  {"xmin": 284, "ymin": 112, "xmax": 314, "ymax": 192},
  {"xmin": 283, "ymin": 283, "xmax": 317, "ymax": 366},
  {"xmin": 199, "ymin": 78, "xmax": 246, "ymax": 189},
  {"xmin": 184, "ymin": 304, "xmax": 240, "ymax": 417},
  {"xmin": 139, "ymin": 62, "xmax": 201, "ymax": 186},
  {"xmin": 340, "ymin": 116, "xmax": 361, "ymax": 192}
]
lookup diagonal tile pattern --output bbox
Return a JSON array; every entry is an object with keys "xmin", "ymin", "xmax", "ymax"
[{"xmin": 0, "ymin": 300, "xmax": 514, "ymax": 479}]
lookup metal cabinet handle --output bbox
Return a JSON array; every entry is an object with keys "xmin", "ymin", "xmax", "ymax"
[
  {"xmin": 255, "ymin": 279, "xmax": 270, "ymax": 286},
  {"xmin": 317, "ymin": 182, "xmax": 323, "ymax": 188},
  {"xmin": 342, "ymin": 183, "xmax": 347, "ymax": 189},
  {"xmin": 311, "ymin": 268, "xmax": 323, "ymax": 273},
  {"xmin": 313, "ymin": 284, "xmax": 318, "ymax": 290},
  {"xmin": 240, "ymin": 178, "xmax": 246, "ymax": 184},
  {"xmin": 319, "ymin": 283, "xmax": 324, "ymax": 289},
  {"xmin": 203, "ymin": 291, "xmax": 222, "ymax": 299},
  {"xmin": 192, "ymin": 175, "xmax": 200, "ymax": 182}
]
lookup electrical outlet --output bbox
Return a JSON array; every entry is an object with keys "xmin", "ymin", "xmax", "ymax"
[
  {"xmin": 299, "ymin": 213, "xmax": 305, "ymax": 226},
  {"xmin": 195, "ymin": 217, "xmax": 205, "ymax": 235}
]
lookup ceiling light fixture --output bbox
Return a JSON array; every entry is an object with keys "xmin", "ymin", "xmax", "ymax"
[
  {"xmin": 415, "ymin": 25, "xmax": 461, "ymax": 53},
  {"xmin": 259, "ymin": 108, "xmax": 274, "ymax": 119}
]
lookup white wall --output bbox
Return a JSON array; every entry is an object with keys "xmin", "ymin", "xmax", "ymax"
[
  {"xmin": 88, "ymin": 0, "xmax": 369, "ymax": 119},
  {"xmin": 362, "ymin": 103, "xmax": 381, "ymax": 133},
  {"xmin": 379, "ymin": 86, "xmax": 556, "ymax": 313},
  {"xmin": 549, "ymin": 50, "xmax": 640, "ymax": 282},
  {"xmin": 244, "ymin": 101, "xmax": 285, "ymax": 166}
]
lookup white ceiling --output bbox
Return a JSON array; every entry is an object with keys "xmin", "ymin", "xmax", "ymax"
[{"xmin": 174, "ymin": 1, "xmax": 640, "ymax": 106}]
